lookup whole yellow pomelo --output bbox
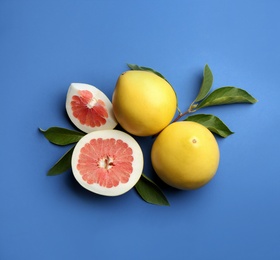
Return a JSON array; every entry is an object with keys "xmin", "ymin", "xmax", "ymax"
[
  {"xmin": 151, "ymin": 121, "xmax": 220, "ymax": 189},
  {"xmin": 112, "ymin": 70, "xmax": 177, "ymax": 136}
]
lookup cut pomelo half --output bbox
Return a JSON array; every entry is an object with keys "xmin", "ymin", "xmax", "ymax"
[
  {"xmin": 71, "ymin": 130, "xmax": 144, "ymax": 196},
  {"xmin": 66, "ymin": 83, "xmax": 118, "ymax": 133}
]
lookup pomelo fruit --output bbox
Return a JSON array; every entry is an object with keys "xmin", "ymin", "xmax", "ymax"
[
  {"xmin": 71, "ymin": 129, "xmax": 144, "ymax": 196},
  {"xmin": 112, "ymin": 70, "xmax": 177, "ymax": 136},
  {"xmin": 66, "ymin": 83, "xmax": 117, "ymax": 133},
  {"xmin": 151, "ymin": 121, "xmax": 220, "ymax": 190}
]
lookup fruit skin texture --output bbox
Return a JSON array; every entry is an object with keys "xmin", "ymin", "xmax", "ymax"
[
  {"xmin": 151, "ymin": 121, "xmax": 220, "ymax": 190},
  {"xmin": 112, "ymin": 70, "xmax": 177, "ymax": 136}
]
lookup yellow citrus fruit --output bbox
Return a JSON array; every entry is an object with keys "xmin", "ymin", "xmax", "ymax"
[
  {"xmin": 112, "ymin": 70, "xmax": 177, "ymax": 136},
  {"xmin": 151, "ymin": 121, "xmax": 220, "ymax": 189}
]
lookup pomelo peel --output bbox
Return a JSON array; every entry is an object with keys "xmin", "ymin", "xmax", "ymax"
[
  {"xmin": 112, "ymin": 70, "xmax": 177, "ymax": 136},
  {"xmin": 151, "ymin": 121, "xmax": 220, "ymax": 190}
]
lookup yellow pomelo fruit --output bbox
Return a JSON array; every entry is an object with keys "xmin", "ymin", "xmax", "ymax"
[
  {"xmin": 151, "ymin": 121, "xmax": 220, "ymax": 190},
  {"xmin": 112, "ymin": 70, "xmax": 177, "ymax": 136}
]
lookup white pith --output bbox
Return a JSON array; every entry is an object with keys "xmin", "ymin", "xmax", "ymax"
[
  {"xmin": 98, "ymin": 156, "xmax": 114, "ymax": 170},
  {"xmin": 66, "ymin": 83, "xmax": 118, "ymax": 133},
  {"xmin": 71, "ymin": 130, "xmax": 144, "ymax": 196},
  {"xmin": 87, "ymin": 97, "xmax": 98, "ymax": 109}
]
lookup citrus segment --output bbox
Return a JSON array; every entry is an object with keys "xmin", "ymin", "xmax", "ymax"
[
  {"xmin": 77, "ymin": 138, "xmax": 133, "ymax": 188},
  {"xmin": 72, "ymin": 130, "xmax": 144, "ymax": 196},
  {"xmin": 66, "ymin": 83, "xmax": 117, "ymax": 133},
  {"xmin": 71, "ymin": 90, "xmax": 109, "ymax": 127}
]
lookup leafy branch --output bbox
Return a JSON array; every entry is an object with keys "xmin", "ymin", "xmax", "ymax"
[{"xmin": 130, "ymin": 64, "xmax": 257, "ymax": 138}]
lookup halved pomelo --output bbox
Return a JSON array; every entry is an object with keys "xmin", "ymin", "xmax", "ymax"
[
  {"xmin": 66, "ymin": 83, "xmax": 118, "ymax": 133},
  {"xmin": 71, "ymin": 129, "xmax": 144, "ymax": 196}
]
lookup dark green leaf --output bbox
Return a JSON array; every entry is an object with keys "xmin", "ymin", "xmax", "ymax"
[
  {"xmin": 194, "ymin": 64, "xmax": 213, "ymax": 102},
  {"xmin": 39, "ymin": 127, "xmax": 85, "ymax": 146},
  {"xmin": 185, "ymin": 114, "xmax": 234, "ymax": 137},
  {"xmin": 135, "ymin": 174, "xmax": 170, "ymax": 206},
  {"xmin": 47, "ymin": 146, "xmax": 75, "ymax": 176},
  {"xmin": 196, "ymin": 86, "xmax": 258, "ymax": 109},
  {"xmin": 127, "ymin": 63, "xmax": 167, "ymax": 82}
]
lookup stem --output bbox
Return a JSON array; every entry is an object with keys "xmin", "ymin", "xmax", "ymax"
[
  {"xmin": 173, "ymin": 102, "xmax": 197, "ymax": 123},
  {"xmin": 173, "ymin": 110, "xmax": 190, "ymax": 122}
]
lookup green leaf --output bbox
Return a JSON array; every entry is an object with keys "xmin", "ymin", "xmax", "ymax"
[
  {"xmin": 39, "ymin": 127, "xmax": 85, "ymax": 146},
  {"xmin": 196, "ymin": 86, "xmax": 258, "ymax": 109},
  {"xmin": 194, "ymin": 64, "xmax": 213, "ymax": 102},
  {"xmin": 185, "ymin": 114, "xmax": 234, "ymax": 138},
  {"xmin": 135, "ymin": 174, "xmax": 170, "ymax": 206},
  {"xmin": 47, "ymin": 146, "xmax": 75, "ymax": 176},
  {"xmin": 127, "ymin": 63, "xmax": 167, "ymax": 82}
]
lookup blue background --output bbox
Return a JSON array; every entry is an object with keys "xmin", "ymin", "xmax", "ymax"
[{"xmin": 1, "ymin": 1, "xmax": 279, "ymax": 259}]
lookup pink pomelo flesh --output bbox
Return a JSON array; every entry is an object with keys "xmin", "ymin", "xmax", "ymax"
[
  {"xmin": 71, "ymin": 90, "xmax": 108, "ymax": 127},
  {"xmin": 77, "ymin": 138, "xmax": 133, "ymax": 188},
  {"xmin": 66, "ymin": 83, "xmax": 118, "ymax": 133},
  {"xmin": 71, "ymin": 130, "xmax": 144, "ymax": 196}
]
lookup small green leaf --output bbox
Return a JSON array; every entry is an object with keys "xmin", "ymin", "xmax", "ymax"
[
  {"xmin": 39, "ymin": 127, "xmax": 85, "ymax": 146},
  {"xmin": 135, "ymin": 174, "xmax": 170, "ymax": 206},
  {"xmin": 127, "ymin": 63, "xmax": 167, "ymax": 82},
  {"xmin": 47, "ymin": 146, "xmax": 75, "ymax": 176},
  {"xmin": 185, "ymin": 114, "xmax": 234, "ymax": 138},
  {"xmin": 194, "ymin": 64, "xmax": 213, "ymax": 102},
  {"xmin": 127, "ymin": 63, "xmax": 140, "ymax": 70},
  {"xmin": 196, "ymin": 86, "xmax": 258, "ymax": 109}
]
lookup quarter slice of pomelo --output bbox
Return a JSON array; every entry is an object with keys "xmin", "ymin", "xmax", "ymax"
[
  {"xmin": 71, "ymin": 130, "xmax": 144, "ymax": 196},
  {"xmin": 66, "ymin": 83, "xmax": 117, "ymax": 133}
]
